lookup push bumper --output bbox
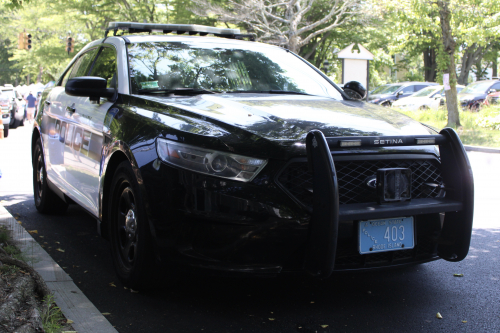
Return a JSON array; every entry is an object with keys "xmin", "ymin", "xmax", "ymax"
[{"xmin": 304, "ymin": 128, "xmax": 474, "ymax": 278}]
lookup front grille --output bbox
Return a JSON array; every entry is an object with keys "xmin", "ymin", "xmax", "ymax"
[{"xmin": 277, "ymin": 158, "xmax": 443, "ymax": 206}]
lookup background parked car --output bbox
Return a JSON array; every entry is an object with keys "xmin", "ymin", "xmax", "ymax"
[
  {"xmin": 459, "ymin": 79, "xmax": 500, "ymax": 111},
  {"xmin": 392, "ymin": 84, "xmax": 465, "ymax": 111},
  {"xmin": 0, "ymin": 85, "xmax": 26, "ymax": 129},
  {"xmin": 484, "ymin": 90, "xmax": 500, "ymax": 106},
  {"xmin": 368, "ymin": 82, "xmax": 438, "ymax": 106},
  {"xmin": 0, "ymin": 93, "xmax": 11, "ymax": 137}
]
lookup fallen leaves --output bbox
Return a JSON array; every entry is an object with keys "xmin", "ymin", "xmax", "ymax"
[
  {"xmin": 109, "ymin": 282, "xmax": 116, "ymax": 287},
  {"xmin": 268, "ymin": 318, "xmax": 275, "ymax": 321},
  {"xmin": 56, "ymin": 248, "xmax": 65, "ymax": 253},
  {"xmin": 436, "ymin": 312, "xmax": 443, "ymax": 319},
  {"xmin": 66, "ymin": 319, "xmax": 74, "ymax": 324},
  {"xmin": 320, "ymin": 324, "xmax": 329, "ymax": 328},
  {"xmin": 102, "ymin": 312, "xmax": 111, "ymax": 316},
  {"xmin": 28, "ymin": 230, "xmax": 38, "ymax": 234},
  {"xmin": 462, "ymin": 320, "xmax": 468, "ymax": 323},
  {"xmin": 454, "ymin": 273, "xmax": 464, "ymax": 277}
]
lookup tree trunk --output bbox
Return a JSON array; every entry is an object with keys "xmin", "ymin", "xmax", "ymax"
[
  {"xmin": 437, "ymin": 0, "xmax": 460, "ymax": 128},
  {"xmin": 493, "ymin": 57, "xmax": 498, "ymax": 78},
  {"xmin": 423, "ymin": 48, "xmax": 437, "ymax": 82},
  {"xmin": 457, "ymin": 44, "xmax": 485, "ymax": 85}
]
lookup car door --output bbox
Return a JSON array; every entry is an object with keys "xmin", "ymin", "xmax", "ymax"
[
  {"xmin": 62, "ymin": 45, "xmax": 118, "ymax": 216},
  {"xmin": 41, "ymin": 50, "xmax": 96, "ymax": 196},
  {"xmin": 42, "ymin": 48, "xmax": 99, "ymax": 208}
]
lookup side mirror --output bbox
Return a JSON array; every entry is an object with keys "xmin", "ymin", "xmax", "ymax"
[
  {"xmin": 342, "ymin": 81, "xmax": 367, "ymax": 100},
  {"xmin": 66, "ymin": 76, "xmax": 115, "ymax": 103}
]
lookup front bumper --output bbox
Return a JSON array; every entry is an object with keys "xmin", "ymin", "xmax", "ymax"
[
  {"xmin": 143, "ymin": 130, "xmax": 473, "ymax": 277},
  {"xmin": 304, "ymin": 129, "xmax": 474, "ymax": 278}
]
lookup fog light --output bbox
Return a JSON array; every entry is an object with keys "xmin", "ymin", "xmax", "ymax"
[
  {"xmin": 376, "ymin": 168, "xmax": 412, "ymax": 203},
  {"xmin": 339, "ymin": 140, "xmax": 362, "ymax": 147},
  {"xmin": 415, "ymin": 138, "xmax": 435, "ymax": 145}
]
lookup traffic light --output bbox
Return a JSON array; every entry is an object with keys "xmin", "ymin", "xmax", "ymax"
[
  {"xmin": 66, "ymin": 36, "xmax": 74, "ymax": 54},
  {"xmin": 26, "ymin": 33, "xmax": 32, "ymax": 50},
  {"xmin": 18, "ymin": 32, "xmax": 25, "ymax": 49}
]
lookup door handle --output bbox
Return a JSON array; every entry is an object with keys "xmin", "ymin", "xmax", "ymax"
[{"xmin": 66, "ymin": 103, "xmax": 76, "ymax": 113}]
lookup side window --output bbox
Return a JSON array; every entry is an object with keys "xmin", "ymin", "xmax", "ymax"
[
  {"xmin": 69, "ymin": 48, "xmax": 99, "ymax": 80},
  {"xmin": 89, "ymin": 47, "xmax": 118, "ymax": 89},
  {"xmin": 61, "ymin": 48, "xmax": 99, "ymax": 87},
  {"xmin": 401, "ymin": 85, "xmax": 415, "ymax": 94},
  {"xmin": 60, "ymin": 62, "xmax": 77, "ymax": 87},
  {"xmin": 415, "ymin": 85, "xmax": 427, "ymax": 91}
]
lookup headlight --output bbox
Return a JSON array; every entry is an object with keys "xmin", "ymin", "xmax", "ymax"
[{"xmin": 156, "ymin": 139, "xmax": 268, "ymax": 182}]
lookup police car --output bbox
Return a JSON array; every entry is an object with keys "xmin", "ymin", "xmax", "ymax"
[{"xmin": 33, "ymin": 22, "xmax": 474, "ymax": 290}]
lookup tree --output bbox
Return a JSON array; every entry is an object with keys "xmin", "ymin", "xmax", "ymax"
[
  {"xmin": 436, "ymin": 0, "xmax": 460, "ymax": 127},
  {"xmin": 189, "ymin": 0, "xmax": 363, "ymax": 54}
]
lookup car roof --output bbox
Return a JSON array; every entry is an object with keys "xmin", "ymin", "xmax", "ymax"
[
  {"xmin": 117, "ymin": 34, "xmax": 279, "ymax": 50},
  {"xmin": 381, "ymin": 82, "xmax": 438, "ymax": 87}
]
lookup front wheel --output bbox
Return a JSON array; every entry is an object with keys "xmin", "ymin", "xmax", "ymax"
[
  {"xmin": 9, "ymin": 108, "xmax": 18, "ymax": 129},
  {"xmin": 33, "ymin": 139, "xmax": 68, "ymax": 213},
  {"xmin": 109, "ymin": 161, "xmax": 155, "ymax": 290}
]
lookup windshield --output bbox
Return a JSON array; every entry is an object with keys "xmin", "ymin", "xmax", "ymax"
[
  {"xmin": 127, "ymin": 41, "xmax": 342, "ymax": 99},
  {"xmin": 461, "ymin": 81, "xmax": 493, "ymax": 94},
  {"xmin": 1, "ymin": 90, "xmax": 15, "ymax": 99},
  {"xmin": 371, "ymin": 85, "xmax": 391, "ymax": 94},
  {"xmin": 412, "ymin": 86, "xmax": 439, "ymax": 97},
  {"xmin": 374, "ymin": 85, "xmax": 401, "ymax": 95}
]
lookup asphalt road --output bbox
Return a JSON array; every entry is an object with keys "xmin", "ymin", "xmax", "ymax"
[{"xmin": 1, "ymin": 124, "xmax": 499, "ymax": 333}]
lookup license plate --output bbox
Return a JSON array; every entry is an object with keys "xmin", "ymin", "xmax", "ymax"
[{"xmin": 359, "ymin": 217, "xmax": 414, "ymax": 254}]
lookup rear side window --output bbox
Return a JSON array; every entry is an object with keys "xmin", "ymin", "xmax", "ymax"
[
  {"xmin": 415, "ymin": 85, "xmax": 429, "ymax": 91},
  {"xmin": 89, "ymin": 47, "xmax": 118, "ymax": 89}
]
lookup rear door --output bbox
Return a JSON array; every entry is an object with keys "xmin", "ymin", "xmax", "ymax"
[{"xmin": 62, "ymin": 45, "xmax": 118, "ymax": 216}]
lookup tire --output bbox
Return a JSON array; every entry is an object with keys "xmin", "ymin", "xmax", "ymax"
[
  {"xmin": 109, "ymin": 161, "xmax": 155, "ymax": 290},
  {"xmin": 9, "ymin": 108, "xmax": 18, "ymax": 129},
  {"xmin": 419, "ymin": 105, "xmax": 429, "ymax": 111},
  {"xmin": 3, "ymin": 124, "xmax": 8, "ymax": 138},
  {"xmin": 381, "ymin": 101, "xmax": 392, "ymax": 107},
  {"xmin": 33, "ymin": 139, "xmax": 68, "ymax": 214}
]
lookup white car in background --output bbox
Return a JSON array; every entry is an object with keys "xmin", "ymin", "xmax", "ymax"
[{"xmin": 392, "ymin": 85, "xmax": 465, "ymax": 111}]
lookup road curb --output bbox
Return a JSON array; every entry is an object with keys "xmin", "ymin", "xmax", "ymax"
[
  {"xmin": 0, "ymin": 204, "xmax": 118, "ymax": 333},
  {"xmin": 464, "ymin": 145, "xmax": 500, "ymax": 154}
]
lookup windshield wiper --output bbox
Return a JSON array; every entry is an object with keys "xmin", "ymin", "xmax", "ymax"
[
  {"xmin": 225, "ymin": 90, "xmax": 313, "ymax": 96},
  {"xmin": 137, "ymin": 88, "xmax": 216, "ymax": 95}
]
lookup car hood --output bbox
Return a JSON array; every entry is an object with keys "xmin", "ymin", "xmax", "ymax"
[{"xmin": 137, "ymin": 93, "xmax": 435, "ymax": 142}]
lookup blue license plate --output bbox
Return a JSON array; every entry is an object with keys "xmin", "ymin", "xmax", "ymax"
[{"xmin": 359, "ymin": 217, "xmax": 414, "ymax": 254}]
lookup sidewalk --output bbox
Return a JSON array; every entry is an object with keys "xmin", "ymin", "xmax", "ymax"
[{"xmin": 0, "ymin": 204, "xmax": 118, "ymax": 333}]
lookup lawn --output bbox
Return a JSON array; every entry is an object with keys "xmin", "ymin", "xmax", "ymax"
[{"xmin": 397, "ymin": 105, "xmax": 500, "ymax": 148}]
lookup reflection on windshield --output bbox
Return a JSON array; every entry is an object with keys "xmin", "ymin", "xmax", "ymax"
[
  {"xmin": 371, "ymin": 85, "xmax": 390, "ymax": 94},
  {"xmin": 127, "ymin": 41, "xmax": 342, "ymax": 99},
  {"xmin": 461, "ymin": 82, "xmax": 492, "ymax": 94}
]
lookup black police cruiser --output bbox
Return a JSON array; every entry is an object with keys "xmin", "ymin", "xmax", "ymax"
[{"xmin": 32, "ymin": 22, "xmax": 474, "ymax": 290}]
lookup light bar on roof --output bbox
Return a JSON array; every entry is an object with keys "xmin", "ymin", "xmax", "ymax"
[{"xmin": 107, "ymin": 22, "xmax": 241, "ymax": 36}]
